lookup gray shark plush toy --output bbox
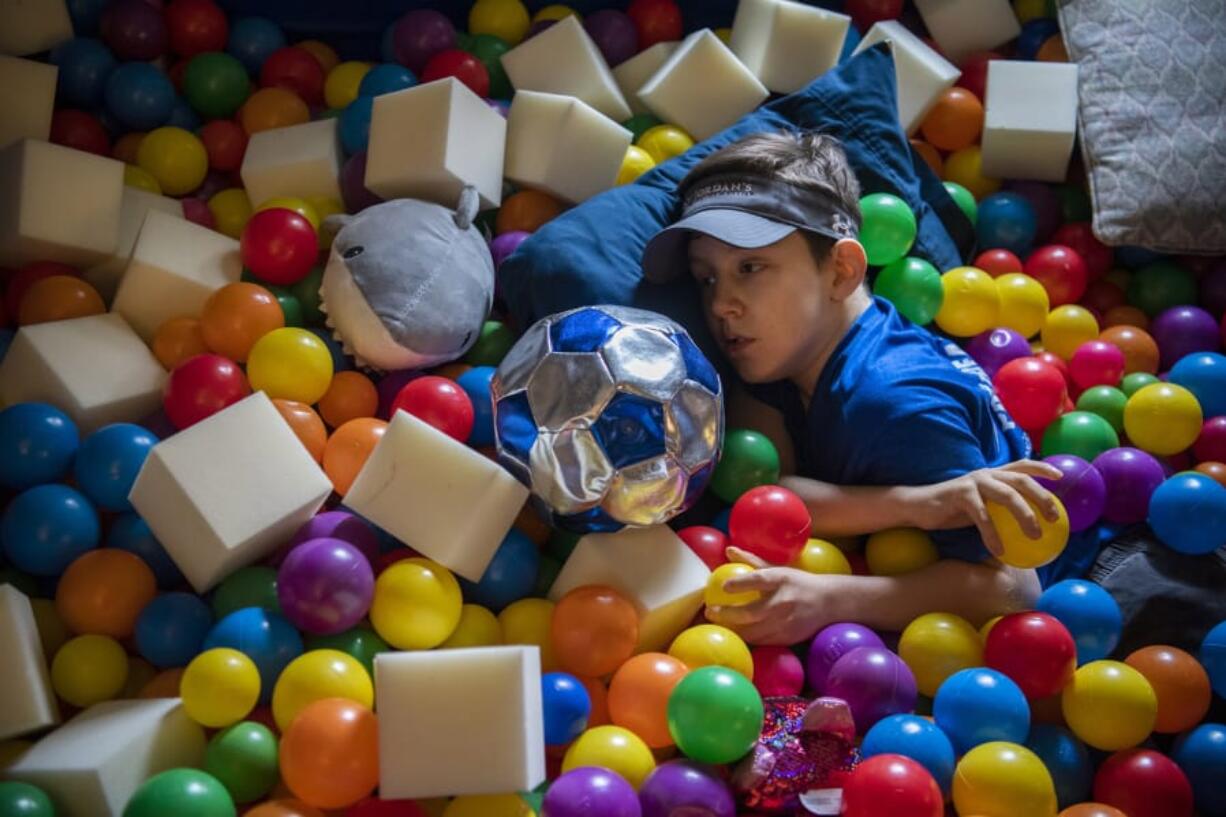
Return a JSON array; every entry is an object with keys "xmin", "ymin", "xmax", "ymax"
[{"xmin": 319, "ymin": 186, "xmax": 495, "ymax": 371}]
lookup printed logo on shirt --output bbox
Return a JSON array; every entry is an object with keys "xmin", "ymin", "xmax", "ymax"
[{"xmin": 942, "ymin": 342, "xmax": 1020, "ymax": 435}]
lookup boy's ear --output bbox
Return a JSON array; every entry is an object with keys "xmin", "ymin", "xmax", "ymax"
[{"xmin": 829, "ymin": 238, "xmax": 868, "ymax": 300}]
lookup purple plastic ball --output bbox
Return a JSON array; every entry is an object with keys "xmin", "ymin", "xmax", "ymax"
[
  {"xmin": 542, "ymin": 766, "xmax": 641, "ymax": 817},
  {"xmin": 377, "ymin": 369, "xmax": 423, "ymax": 419},
  {"xmin": 1005, "ymin": 180, "xmax": 1061, "ymax": 244},
  {"xmin": 486, "ymin": 98, "xmax": 510, "ymax": 117},
  {"xmin": 823, "ymin": 646, "xmax": 918, "ymax": 733},
  {"xmin": 1037, "ymin": 454, "xmax": 1106, "ymax": 532},
  {"xmin": 584, "ymin": 9, "xmax": 639, "ymax": 66},
  {"xmin": 527, "ymin": 19, "xmax": 559, "ymax": 39},
  {"xmin": 276, "ymin": 538, "xmax": 375, "ymax": 635},
  {"xmin": 392, "ymin": 9, "xmax": 456, "ymax": 74},
  {"xmin": 806, "ymin": 622, "xmax": 885, "ymax": 694},
  {"xmin": 1091, "ymin": 447, "xmax": 1166, "ymax": 525},
  {"xmin": 490, "ymin": 230, "xmax": 529, "ymax": 270},
  {"xmin": 286, "ymin": 510, "xmax": 380, "ymax": 562},
  {"xmin": 1150, "ymin": 305, "xmax": 1222, "ymax": 371},
  {"xmin": 639, "ymin": 760, "xmax": 735, "ymax": 817},
  {"xmin": 102, "ymin": 0, "xmax": 168, "ymax": 61},
  {"xmin": 966, "ymin": 327, "xmax": 1032, "ymax": 379},
  {"xmin": 340, "ymin": 151, "xmax": 384, "ymax": 214},
  {"xmin": 1200, "ymin": 261, "xmax": 1226, "ymax": 318}
]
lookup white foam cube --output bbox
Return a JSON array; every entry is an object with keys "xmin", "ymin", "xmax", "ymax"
[
  {"xmin": 501, "ymin": 15, "xmax": 632, "ymax": 122},
  {"xmin": 83, "ymin": 188, "xmax": 182, "ymax": 306},
  {"xmin": 111, "ymin": 209, "xmax": 241, "ymax": 342},
  {"xmin": 854, "ymin": 21, "xmax": 961, "ymax": 134},
  {"xmin": 2, "ymin": 699, "xmax": 206, "ymax": 817},
  {"xmin": 505, "ymin": 91, "xmax": 632, "ymax": 204},
  {"xmin": 128, "ymin": 391, "xmax": 333, "ymax": 592},
  {"xmin": 344, "ymin": 410, "xmax": 530, "ymax": 582},
  {"xmin": 375, "ymin": 647, "xmax": 545, "ymax": 799},
  {"xmin": 0, "ymin": 0, "xmax": 73, "ymax": 57},
  {"xmin": 731, "ymin": 0, "xmax": 850, "ymax": 94},
  {"xmin": 613, "ymin": 41, "xmax": 680, "ymax": 115},
  {"xmin": 365, "ymin": 78, "xmax": 506, "ymax": 210},
  {"xmin": 550, "ymin": 525, "xmax": 711, "ymax": 652},
  {"xmin": 639, "ymin": 29, "xmax": 770, "ymax": 142},
  {"xmin": 914, "ymin": 0, "xmax": 1022, "ymax": 64},
  {"xmin": 0, "ymin": 586, "xmax": 59, "ymax": 741},
  {"xmin": 240, "ymin": 118, "xmax": 343, "ymax": 209},
  {"xmin": 981, "ymin": 60, "xmax": 1079, "ymax": 183},
  {"xmin": 0, "ymin": 56, "xmax": 56, "ymax": 149},
  {"xmin": 0, "ymin": 138, "xmax": 123, "ymax": 268},
  {"xmin": 0, "ymin": 313, "xmax": 165, "ymax": 433}
]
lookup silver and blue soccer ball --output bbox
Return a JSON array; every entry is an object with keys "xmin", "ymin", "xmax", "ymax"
[{"xmin": 492, "ymin": 305, "xmax": 724, "ymax": 533}]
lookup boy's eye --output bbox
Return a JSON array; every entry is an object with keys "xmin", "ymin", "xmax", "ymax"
[{"xmin": 739, "ymin": 261, "xmax": 764, "ymax": 275}]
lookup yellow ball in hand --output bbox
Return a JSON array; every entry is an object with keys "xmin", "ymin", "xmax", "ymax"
[
  {"xmin": 705, "ymin": 563, "xmax": 759, "ymax": 607},
  {"xmin": 986, "ymin": 497, "xmax": 1069, "ymax": 568}
]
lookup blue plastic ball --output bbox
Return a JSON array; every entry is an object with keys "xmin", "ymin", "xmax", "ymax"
[
  {"xmin": 50, "ymin": 37, "xmax": 117, "ymax": 108},
  {"xmin": 1168, "ymin": 352, "xmax": 1226, "ymax": 418},
  {"xmin": 1035, "ymin": 579, "xmax": 1122, "ymax": 664},
  {"xmin": 976, "ymin": 192, "xmax": 1038, "ymax": 256},
  {"xmin": 1148, "ymin": 472, "xmax": 1226, "ymax": 556},
  {"xmin": 134, "ymin": 592, "xmax": 214, "ymax": 668},
  {"xmin": 104, "ymin": 61, "xmax": 175, "ymax": 130},
  {"xmin": 339, "ymin": 95, "xmax": 374, "ymax": 155},
  {"xmin": 359, "ymin": 63, "xmax": 417, "ymax": 97},
  {"xmin": 860, "ymin": 713, "xmax": 956, "ymax": 794},
  {"xmin": 458, "ymin": 528, "xmax": 539, "ymax": 612},
  {"xmin": 1024, "ymin": 724, "xmax": 1092, "ymax": 809},
  {"xmin": 711, "ymin": 506, "xmax": 731, "ymax": 534},
  {"xmin": 932, "ymin": 667, "xmax": 1030, "ymax": 755},
  {"xmin": 227, "ymin": 16, "xmax": 286, "ymax": 75},
  {"xmin": 1173, "ymin": 722, "xmax": 1226, "ymax": 817},
  {"xmin": 0, "ymin": 328, "xmax": 13, "ymax": 363},
  {"xmin": 1016, "ymin": 17, "xmax": 1061, "ymax": 60},
  {"xmin": 0, "ymin": 402, "xmax": 79, "ymax": 491},
  {"xmin": 541, "ymin": 671, "xmax": 591, "ymax": 746},
  {"xmin": 457, "ymin": 366, "xmax": 495, "ymax": 447},
  {"xmin": 1115, "ymin": 245, "xmax": 1163, "ymax": 269},
  {"xmin": 306, "ymin": 327, "xmax": 353, "ymax": 373},
  {"xmin": 108, "ymin": 512, "xmax": 184, "ymax": 589},
  {"xmin": 166, "ymin": 94, "xmax": 202, "ymax": 131},
  {"xmin": 67, "ymin": 0, "xmax": 109, "ymax": 34},
  {"xmin": 203, "ymin": 607, "xmax": 304, "ymax": 703},
  {"xmin": 73, "ymin": 423, "xmax": 157, "ymax": 512},
  {"xmin": 1, "ymin": 484, "xmax": 99, "ymax": 576},
  {"xmin": 1200, "ymin": 620, "xmax": 1226, "ymax": 699}
]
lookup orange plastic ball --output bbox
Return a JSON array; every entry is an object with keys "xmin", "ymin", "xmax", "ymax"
[
  {"xmin": 1102, "ymin": 305, "xmax": 1149, "ymax": 331},
  {"xmin": 295, "ymin": 39, "xmax": 340, "ymax": 74},
  {"xmin": 920, "ymin": 87, "xmax": 985, "ymax": 152},
  {"xmin": 608, "ymin": 652, "xmax": 688, "ymax": 748},
  {"xmin": 55, "ymin": 549, "xmax": 157, "ymax": 639},
  {"xmin": 1058, "ymin": 805, "xmax": 1128, "ymax": 817},
  {"xmin": 245, "ymin": 801, "xmax": 326, "ymax": 817},
  {"xmin": 909, "ymin": 139, "xmax": 943, "ymax": 176},
  {"xmin": 272, "ymin": 398, "xmax": 328, "ymax": 463},
  {"xmin": 200, "ymin": 282, "xmax": 285, "ymax": 362},
  {"xmin": 139, "ymin": 667, "xmax": 185, "ymax": 698},
  {"xmin": 279, "ymin": 697, "xmax": 379, "ymax": 809},
  {"xmin": 112, "ymin": 131, "xmax": 145, "ymax": 164},
  {"xmin": 17, "ymin": 275, "xmax": 104, "ymax": 325},
  {"xmin": 551, "ymin": 585, "xmax": 640, "ymax": 678},
  {"xmin": 317, "ymin": 371, "xmax": 378, "ymax": 428},
  {"xmin": 581, "ymin": 674, "xmax": 612, "ymax": 728},
  {"xmin": 495, "ymin": 190, "xmax": 564, "ymax": 234},
  {"xmin": 433, "ymin": 361, "xmax": 472, "ymax": 381},
  {"xmin": 240, "ymin": 87, "xmax": 310, "ymax": 135},
  {"xmin": 1195, "ymin": 461, "xmax": 1226, "ymax": 488},
  {"xmin": 323, "ymin": 417, "xmax": 388, "ymax": 495},
  {"xmin": 1097, "ymin": 325, "xmax": 1159, "ymax": 375},
  {"xmin": 1037, "ymin": 35, "xmax": 1069, "ymax": 62},
  {"xmin": 152, "ymin": 316, "xmax": 210, "ymax": 370},
  {"xmin": 1123, "ymin": 645, "xmax": 1211, "ymax": 733}
]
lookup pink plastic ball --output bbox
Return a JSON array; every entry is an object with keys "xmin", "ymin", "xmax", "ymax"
[
  {"xmin": 1069, "ymin": 340, "xmax": 1126, "ymax": 390},
  {"xmin": 751, "ymin": 646, "xmax": 805, "ymax": 697}
]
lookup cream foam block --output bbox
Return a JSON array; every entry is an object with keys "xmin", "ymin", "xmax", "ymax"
[
  {"xmin": 344, "ymin": 410, "xmax": 530, "ymax": 582},
  {"xmin": 501, "ymin": 15, "xmax": 632, "ymax": 122},
  {"xmin": 854, "ymin": 21, "xmax": 961, "ymax": 134},
  {"xmin": 981, "ymin": 60, "xmax": 1079, "ymax": 183},
  {"xmin": 505, "ymin": 90, "xmax": 632, "ymax": 204},
  {"xmin": 731, "ymin": 0, "xmax": 849, "ymax": 94},
  {"xmin": 111, "ymin": 208, "xmax": 242, "ymax": 342},
  {"xmin": 914, "ymin": 0, "xmax": 1022, "ymax": 64},
  {"xmin": 365, "ymin": 77, "xmax": 506, "ymax": 210},
  {"xmin": 128, "ymin": 391, "xmax": 333, "ymax": 592},
  {"xmin": 375, "ymin": 647, "xmax": 545, "ymax": 799},
  {"xmin": 639, "ymin": 29, "xmax": 770, "ymax": 141},
  {"xmin": 0, "ymin": 586, "xmax": 59, "ymax": 741},
  {"xmin": 0, "ymin": 56, "xmax": 56, "ymax": 149},
  {"xmin": 0, "ymin": 313, "xmax": 165, "ymax": 433},
  {"xmin": 240, "ymin": 118, "xmax": 344, "ymax": 209},
  {"xmin": 0, "ymin": 139, "xmax": 123, "ymax": 269},
  {"xmin": 0, "ymin": 0, "xmax": 73, "ymax": 57},
  {"xmin": 83, "ymin": 188, "xmax": 182, "ymax": 306},
  {"xmin": 550, "ymin": 525, "xmax": 711, "ymax": 652},
  {"xmin": 613, "ymin": 41, "xmax": 680, "ymax": 115},
  {"xmin": 2, "ymin": 699, "xmax": 206, "ymax": 817}
]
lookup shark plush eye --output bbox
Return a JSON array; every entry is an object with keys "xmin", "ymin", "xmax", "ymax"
[{"xmin": 342, "ymin": 245, "xmax": 364, "ymax": 259}]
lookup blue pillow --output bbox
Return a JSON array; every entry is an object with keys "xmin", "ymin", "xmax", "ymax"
[{"xmin": 499, "ymin": 43, "xmax": 974, "ymax": 364}]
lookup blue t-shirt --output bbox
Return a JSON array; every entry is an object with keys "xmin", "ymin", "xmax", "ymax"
[{"xmin": 748, "ymin": 296, "xmax": 1032, "ymax": 562}]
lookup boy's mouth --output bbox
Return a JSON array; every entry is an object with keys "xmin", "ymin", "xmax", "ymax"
[{"xmin": 723, "ymin": 334, "xmax": 755, "ymax": 355}]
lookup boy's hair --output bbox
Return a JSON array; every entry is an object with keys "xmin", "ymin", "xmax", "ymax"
[{"xmin": 678, "ymin": 131, "xmax": 863, "ymax": 265}]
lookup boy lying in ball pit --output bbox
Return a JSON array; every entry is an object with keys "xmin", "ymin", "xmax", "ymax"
[{"xmin": 642, "ymin": 130, "xmax": 1066, "ymax": 646}]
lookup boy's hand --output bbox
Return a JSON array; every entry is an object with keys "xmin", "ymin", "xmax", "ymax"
[
  {"xmin": 906, "ymin": 460, "xmax": 1064, "ymax": 558},
  {"xmin": 704, "ymin": 547, "xmax": 842, "ymax": 645}
]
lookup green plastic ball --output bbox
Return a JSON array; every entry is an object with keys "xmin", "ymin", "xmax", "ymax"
[
  {"xmin": 210, "ymin": 566, "xmax": 280, "ymax": 619},
  {"xmin": 122, "ymin": 769, "xmax": 235, "ymax": 817},
  {"xmin": 305, "ymin": 626, "xmax": 389, "ymax": 676},
  {"xmin": 709, "ymin": 429, "xmax": 781, "ymax": 503},
  {"xmin": 534, "ymin": 552, "xmax": 563, "ymax": 598},
  {"xmin": 204, "ymin": 722, "xmax": 279, "ymax": 804},
  {"xmin": 943, "ymin": 181, "xmax": 977, "ymax": 226},
  {"xmin": 183, "ymin": 53, "xmax": 252, "ymax": 120},
  {"xmin": 622, "ymin": 113, "xmax": 664, "ymax": 141},
  {"xmin": 1126, "ymin": 261, "xmax": 1197, "ymax": 317},
  {"xmin": 859, "ymin": 192, "xmax": 917, "ymax": 266},
  {"xmin": 1121, "ymin": 372, "xmax": 1160, "ymax": 397},
  {"xmin": 467, "ymin": 34, "xmax": 512, "ymax": 100},
  {"xmin": 1040, "ymin": 410, "xmax": 1120, "ymax": 461},
  {"xmin": 546, "ymin": 528, "xmax": 581, "ymax": 562},
  {"xmin": 1075, "ymin": 385, "xmax": 1127, "ymax": 433},
  {"xmin": 667, "ymin": 666, "xmax": 764, "ymax": 764},
  {"xmin": 464, "ymin": 320, "xmax": 516, "ymax": 366},
  {"xmin": 269, "ymin": 287, "xmax": 303, "ymax": 328},
  {"xmin": 1054, "ymin": 184, "xmax": 1092, "ymax": 223},
  {"xmin": 873, "ymin": 256, "xmax": 944, "ymax": 325},
  {"xmin": 0, "ymin": 781, "xmax": 54, "ymax": 817},
  {"xmin": 290, "ymin": 265, "xmax": 325, "ymax": 326}
]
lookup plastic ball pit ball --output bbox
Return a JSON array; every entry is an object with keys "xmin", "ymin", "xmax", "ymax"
[
  {"xmin": 667, "ymin": 665, "xmax": 764, "ymax": 765},
  {"xmin": 1061, "ymin": 660, "xmax": 1157, "ymax": 751},
  {"xmin": 807, "ymin": 621, "xmax": 885, "ymax": 692},
  {"xmin": 123, "ymin": 768, "xmax": 236, "ymax": 817},
  {"xmin": 825, "ymin": 646, "xmax": 918, "ymax": 733},
  {"xmin": 984, "ymin": 611, "xmax": 1077, "ymax": 700},
  {"xmin": 898, "ymin": 612, "xmax": 983, "ymax": 698},
  {"xmin": 952, "ymin": 741, "xmax": 1058, "ymax": 817},
  {"xmin": 728, "ymin": 484, "xmax": 811, "ymax": 565},
  {"xmin": 842, "ymin": 754, "xmax": 943, "ymax": 817}
]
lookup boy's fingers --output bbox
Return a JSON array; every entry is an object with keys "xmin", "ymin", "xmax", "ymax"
[
  {"xmin": 725, "ymin": 546, "xmax": 771, "ymax": 569},
  {"xmin": 966, "ymin": 495, "xmax": 1005, "ymax": 557},
  {"xmin": 1001, "ymin": 472, "xmax": 1063, "ymax": 522},
  {"xmin": 722, "ymin": 571, "xmax": 779, "ymax": 594},
  {"xmin": 1004, "ymin": 460, "xmax": 1064, "ymax": 481},
  {"xmin": 983, "ymin": 479, "xmax": 1042, "ymax": 539},
  {"xmin": 705, "ymin": 600, "xmax": 769, "ymax": 627}
]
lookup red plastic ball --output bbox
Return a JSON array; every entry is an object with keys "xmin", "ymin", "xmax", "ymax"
[
  {"xmin": 844, "ymin": 0, "xmax": 906, "ymax": 33},
  {"xmin": 983, "ymin": 611, "xmax": 1077, "ymax": 699},
  {"xmin": 626, "ymin": 0, "xmax": 683, "ymax": 49},
  {"xmin": 993, "ymin": 357, "xmax": 1069, "ymax": 431},
  {"xmin": 1193, "ymin": 416, "xmax": 1226, "ymax": 463},
  {"xmin": 199, "ymin": 119, "xmax": 248, "ymax": 172},
  {"xmin": 1036, "ymin": 351, "xmax": 1074, "ymax": 389},
  {"xmin": 1052, "ymin": 222, "xmax": 1113, "ymax": 281},
  {"xmin": 50, "ymin": 109, "xmax": 110, "ymax": 156},
  {"xmin": 260, "ymin": 46, "xmax": 326, "ymax": 107},
  {"xmin": 728, "ymin": 485, "xmax": 811, "ymax": 565},
  {"xmin": 345, "ymin": 797, "xmax": 429, "ymax": 817},
  {"xmin": 181, "ymin": 198, "xmax": 214, "ymax": 230},
  {"xmin": 421, "ymin": 49, "xmax": 489, "ymax": 98},
  {"xmin": 1093, "ymin": 749, "xmax": 1194, "ymax": 817},
  {"xmin": 957, "ymin": 51, "xmax": 1003, "ymax": 101},
  {"xmin": 164, "ymin": 353, "xmax": 251, "ymax": 430},
  {"xmin": 841, "ymin": 754, "xmax": 942, "ymax": 817},
  {"xmin": 165, "ymin": 0, "xmax": 229, "ymax": 57},
  {"xmin": 1069, "ymin": 340, "xmax": 1126, "ymax": 390},
  {"xmin": 1081, "ymin": 279, "xmax": 1127, "ymax": 316},
  {"xmin": 974, "ymin": 248, "xmax": 1023, "ymax": 277},
  {"xmin": 5, "ymin": 262, "xmax": 78, "ymax": 319},
  {"xmin": 390, "ymin": 376, "xmax": 474, "ymax": 443},
  {"xmin": 240, "ymin": 208, "xmax": 319, "ymax": 286},
  {"xmin": 676, "ymin": 525, "xmax": 729, "ymax": 571},
  {"xmin": 1025, "ymin": 244, "xmax": 1089, "ymax": 307}
]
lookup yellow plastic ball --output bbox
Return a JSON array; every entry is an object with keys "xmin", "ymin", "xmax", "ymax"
[
  {"xmin": 865, "ymin": 527, "xmax": 939, "ymax": 576},
  {"xmin": 499, "ymin": 598, "xmax": 558, "ymax": 671},
  {"xmin": 1061, "ymin": 660, "xmax": 1158, "ymax": 750},
  {"xmin": 532, "ymin": 4, "xmax": 578, "ymax": 23},
  {"xmin": 705, "ymin": 563, "xmax": 759, "ymax": 608},
  {"xmin": 714, "ymin": 27, "xmax": 733, "ymax": 44},
  {"xmin": 792, "ymin": 538, "xmax": 852, "ymax": 575},
  {"xmin": 616, "ymin": 145, "xmax": 656, "ymax": 186},
  {"xmin": 1041, "ymin": 305, "xmax": 1099, "ymax": 360},
  {"xmin": 0, "ymin": 740, "xmax": 32, "ymax": 771},
  {"xmin": 208, "ymin": 188, "xmax": 253, "ymax": 239},
  {"xmin": 51, "ymin": 634, "xmax": 128, "ymax": 707},
  {"xmin": 980, "ymin": 615, "xmax": 1002, "ymax": 640},
  {"xmin": 305, "ymin": 195, "xmax": 345, "ymax": 247},
  {"xmin": 899, "ymin": 612, "xmax": 984, "ymax": 697},
  {"xmin": 325, "ymin": 61, "xmax": 372, "ymax": 110},
  {"xmin": 668, "ymin": 624, "xmax": 753, "ymax": 680},
  {"xmin": 441, "ymin": 604, "xmax": 503, "ymax": 649},
  {"xmin": 443, "ymin": 794, "xmax": 535, "ymax": 817},
  {"xmin": 255, "ymin": 196, "xmax": 320, "ymax": 230},
  {"xmin": 246, "ymin": 327, "xmax": 334, "ymax": 404},
  {"xmin": 952, "ymin": 741, "xmax": 1058, "ymax": 817},
  {"xmin": 271, "ymin": 648, "xmax": 374, "ymax": 731},
  {"xmin": 562, "ymin": 725, "xmax": 657, "ymax": 790},
  {"xmin": 371, "ymin": 557, "xmax": 463, "ymax": 650},
  {"xmin": 986, "ymin": 496, "xmax": 1069, "ymax": 568},
  {"xmin": 1123, "ymin": 383, "xmax": 1204, "ymax": 456},
  {"xmin": 636, "ymin": 125, "xmax": 695, "ymax": 164},
  {"xmin": 995, "ymin": 273, "xmax": 1051, "ymax": 339},
  {"xmin": 935, "ymin": 266, "xmax": 1000, "ymax": 337},
  {"xmin": 1013, "ymin": 0, "xmax": 1053, "ymax": 24},
  {"xmin": 469, "ymin": 0, "xmax": 531, "ymax": 46},
  {"xmin": 944, "ymin": 146, "xmax": 1002, "ymax": 200},
  {"xmin": 123, "ymin": 163, "xmax": 162, "ymax": 194},
  {"xmin": 180, "ymin": 647, "xmax": 260, "ymax": 728},
  {"xmin": 137, "ymin": 126, "xmax": 208, "ymax": 196}
]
